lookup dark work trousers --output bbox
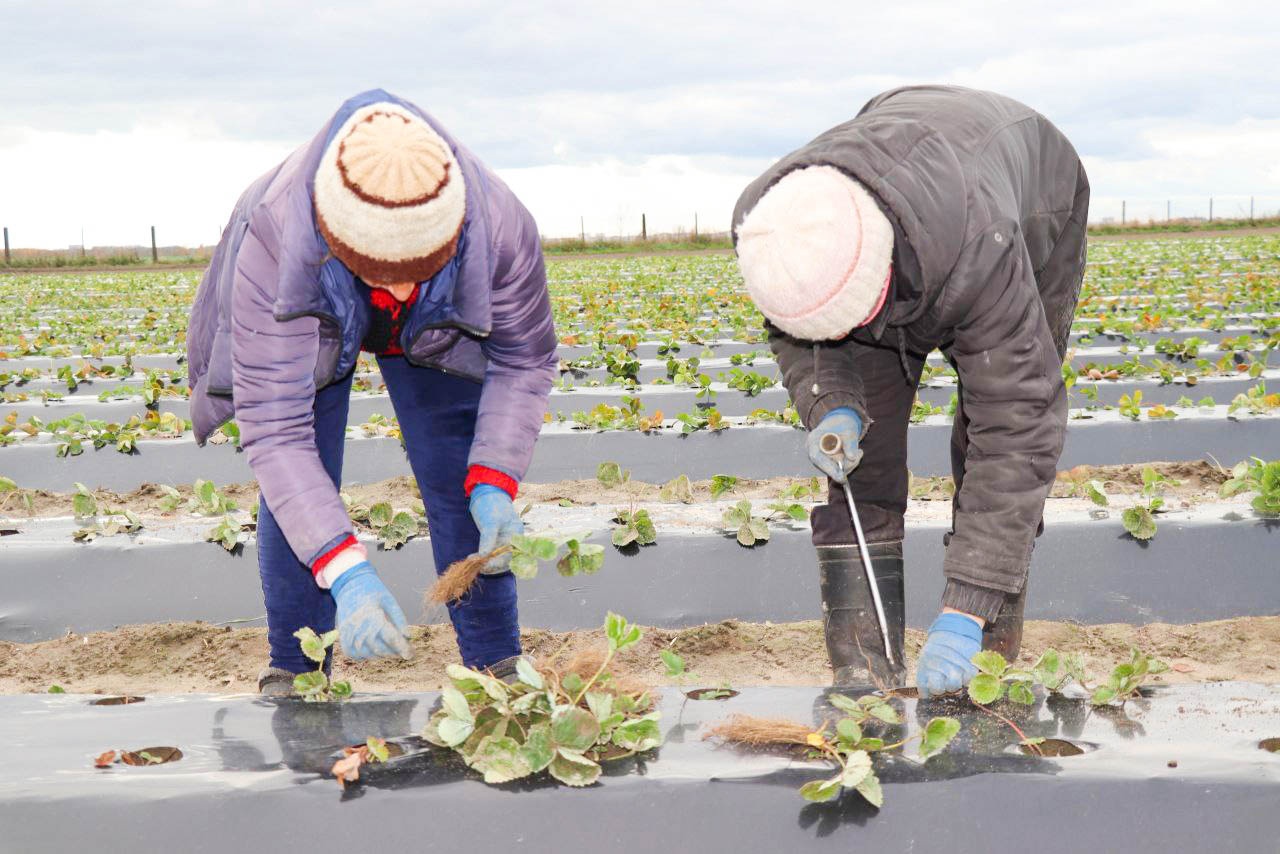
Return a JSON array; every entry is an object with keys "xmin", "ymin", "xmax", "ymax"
[
  {"xmin": 256, "ymin": 356, "xmax": 520, "ymax": 674},
  {"xmin": 809, "ymin": 340, "xmax": 926, "ymax": 548},
  {"xmin": 810, "ymin": 202, "xmax": 1088, "ymax": 573}
]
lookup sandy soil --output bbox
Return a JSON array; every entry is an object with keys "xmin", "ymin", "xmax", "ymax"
[
  {"xmin": 0, "ymin": 461, "xmax": 1231, "ymax": 521},
  {"xmin": 3, "ymin": 616, "xmax": 1276, "ymax": 696}
]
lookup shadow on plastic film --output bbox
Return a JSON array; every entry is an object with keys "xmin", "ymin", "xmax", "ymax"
[{"xmin": 207, "ymin": 696, "xmax": 422, "ymax": 777}]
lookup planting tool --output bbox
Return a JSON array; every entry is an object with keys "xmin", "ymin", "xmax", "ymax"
[{"xmin": 818, "ymin": 431, "xmax": 897, "ymax": 668}]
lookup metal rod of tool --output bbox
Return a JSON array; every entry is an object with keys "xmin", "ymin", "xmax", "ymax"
[{"xmin": 819, "ymin": 432, "xmax": 897, "ymax": 668}]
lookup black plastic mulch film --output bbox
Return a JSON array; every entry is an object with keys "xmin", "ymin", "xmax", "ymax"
[{"xmin": 1, "ymin": 684, "xmax": 1278, "ymax": 851}]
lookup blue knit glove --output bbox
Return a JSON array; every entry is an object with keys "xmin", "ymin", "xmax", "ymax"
[
  {"xmin": 470, "ymin": 485, "xmax": 524, "ymax": 574},
  {"xmin": 330, "ymin": 561, "xmax": 412, "ymax": 660},
  {"xmin": 807, "ymin": 407, "xmax": 864, "ymax": 483},
  {"xmin": 915, "ymin": 612, "xmax": 983, "ymax": 699}
]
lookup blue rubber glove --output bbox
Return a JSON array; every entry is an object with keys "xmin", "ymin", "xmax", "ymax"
[
  {"xmin": 470, "ymin": 485, "xmax": 524, "ymax": 574},
  {"xmin": 807, "ymin": 407, "xmax": 864, "ymax": 483},
  {"xmin": 330, "ymin": 561, "xmax": 412, "ymax": 660},
  {"xmin": 915, "ymin": 612, "xmax": 983, "ymax": 699}
]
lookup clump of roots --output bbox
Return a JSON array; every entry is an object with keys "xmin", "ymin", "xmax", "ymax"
[
  {"xmin": 425, "ymin": 547, "xmax": 510, "ymax": 605},
  {"xmin": 704, "ymin": 714, "xmax": 815, "ymax": 747}
]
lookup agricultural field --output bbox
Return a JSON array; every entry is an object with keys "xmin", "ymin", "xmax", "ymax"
[{"xmin": 2, "ymin": 233, "xmax": 1279, "ymax": 833}]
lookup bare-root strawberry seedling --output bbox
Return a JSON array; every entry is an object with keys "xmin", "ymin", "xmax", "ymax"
[{"xmin": 707, "ymin": 693, "xmax": 960, "ymax": 806}]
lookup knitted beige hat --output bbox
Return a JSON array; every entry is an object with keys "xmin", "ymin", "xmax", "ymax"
[
  {"xmin": 314, "ymin": 104, "xmax": 466, "ymax": 285},
  {"xmin": 736, "ymin": 166, "xmax": 893, "ymax": 341}
]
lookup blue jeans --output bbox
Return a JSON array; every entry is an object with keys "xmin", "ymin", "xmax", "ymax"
[{"xmin": 256, "ymin": 356, "xmax": 521, "ymax": 673}]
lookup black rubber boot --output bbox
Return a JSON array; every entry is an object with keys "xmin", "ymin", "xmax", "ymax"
[
  {"xmin": 983, "ymin": 583, "xmax": 1028, "ymax": 661},
  {"xmin": 817, "ymin": 542, "xmax": 906, "ymax": 689},
  {"xmin": 257, "ymin": 667, "xmax": 297, "ymax": 698}
]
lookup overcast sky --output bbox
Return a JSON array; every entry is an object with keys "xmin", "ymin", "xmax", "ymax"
[{"xmin": 3, "ymin": 0, "xmax": 1279, "ymax": 248}]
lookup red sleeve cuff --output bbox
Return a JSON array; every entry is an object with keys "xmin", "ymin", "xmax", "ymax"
[
  {"xmin": 311, "ymin": 534, "xmax": 359, "ymax": 577},
  {"xmin": 464, "ymin": 465, "xmax": 519, "ymax": 499}
]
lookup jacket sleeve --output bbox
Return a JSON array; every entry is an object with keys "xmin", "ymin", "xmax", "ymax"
[
  {"xmin": 467, "ymin": 202, "xmax": 558, "ymax": 480},
  {"xmin": 941, "ymin": 222, "xmax": 1067, "ymax": 621},
  {"xmin": 767, "ymin": 323, "xmax": 868, "ymax": 430},
  {"xmin": 231, "ymin": 208, "xmax": 353, "ymax": 568}
]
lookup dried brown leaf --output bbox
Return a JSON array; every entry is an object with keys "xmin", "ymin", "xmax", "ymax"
[{"xmin": 330, "ymin": 746, "xmax": 367, "ymax": 788}]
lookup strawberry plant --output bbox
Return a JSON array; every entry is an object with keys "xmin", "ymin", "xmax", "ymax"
[
  {"xmin": 366, "ymin": 502, "xmax": 421, "ymax": 549},
  {"xmin": 724, "ymin": 368, "xmax": 775, "ymax": 396},
  {"xmin": 1118, "ymin": 390, "xmax": 1144, "ymax": 420},
  {"xmin": 1228, "ymin": 383, "xmax": 1280, "ymax": 416},
  {"xmin": 779, "ymin": 476, "xmax": 823, "ymax": 502},
  {"xmin": 74, "ymin": 508, "xmax": 143, "ymax": 542},
  {"xmin": 612, "ymin": 508, "xmax": 656, "ymax": 547},
  {"xmin": 1088, "ymin": 648, "xmax": 1169, "ymax": 706},
  {"xmin": 71, "ymin": 482, "xmax": 98, "ymax": 518},
  {"xmin": 722, "ymin": 500, "xmax": 770, "ymax": 547},
  {"xmin": 343, "ymin": 495, "xmax": 423, "ymax": 548},
  {"xmin": 966, "ymin": 647, "xmax": 1164, "ymax": 708},
  {"xmin": 1121, "ymin": 465, "xmax": 1176, "ymax": 541},
  {"xmin": 967, "ymin": 651, "xmax": 1038, "ymax": 706},
  {"xmin": 666, "ymin": 356, "xmax": 701, "ymax": 385},
  {"xmin": 709, "ymin": 474, "xmax": 738, "ymax": 499},
  {"xmin": 1220, "ymin": 457, "xmax": 1280, "ymax": 516},
  {"xmin": 766, "ymin": 483, "xmax": 813, "ymax": 522},
  {"xmin": 0, "ymin": 476, "xmax": 33, "ymax": 514},
  {"xmin": 909, "ymin": 399, "xmax": 945, "ymax": 423},
  {"xmin": 431, "ymin": 531, "xmax": 605, "ymax": 604},
  {"xmin": 659, "ymin": 474, "xmax": 693, "ymax": 503},
  {"xmin": 556, "ymin": 536, "xmax": 605, "ymax": 576},
  {"xmin": 708, "ymin": 694, "xmax": 960, "ymax": 807},
  {"xmin": 207, "ymin": 516, "xmax": 251, "ymax": 552},
  {"xmin": 187, "ymin": 479, "xmax": 237, "ymax": 516},
  {"xmin": 292, "ymin": 627, "xmax": 353, "ymax": 701},
  {"xmin": 596, "ymin": 461, "xmax": 630, "ymax": 488},
  {"xmin": 675, "ymin": 407, "xmax": 726, "ymax": 433},
  {"xmin": 422, "ymin": 612, "xmax": 660, "ymax": 787}
]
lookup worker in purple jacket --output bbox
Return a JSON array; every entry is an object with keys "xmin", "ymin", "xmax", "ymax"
[{"xmin": 186, "ymin": 90, "xmax": 557, "ymax": 694}]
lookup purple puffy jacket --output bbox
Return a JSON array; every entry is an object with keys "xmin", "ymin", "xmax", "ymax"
[{"xmin": 186, "ymin": 90, "xmax": 557, "ymax": 566}]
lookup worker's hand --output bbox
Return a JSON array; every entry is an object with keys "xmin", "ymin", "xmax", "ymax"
[
  {"xmin": 470, "ymin": 485, "xmax": 523, "ymax": 575},
  {"xmin": 807, "ymin": 407, "xmax": 864, "ymax": 483},
  {"xmin": 330, "ymin": 561, "xmax": 412, "ymax": 660},
  {"xmin": 915, "ymin": 612, "xmax": 983, "ymax": 698}
]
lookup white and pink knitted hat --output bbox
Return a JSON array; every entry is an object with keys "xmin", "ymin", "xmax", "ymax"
[{"xmin": 736, "ymin": 166, "xmax": 893, "ymax": 341}]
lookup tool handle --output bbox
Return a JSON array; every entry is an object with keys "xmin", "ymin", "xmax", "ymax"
[{"xmin": 818, "ymin": 431, "xmax": 843, "ymax": 457}]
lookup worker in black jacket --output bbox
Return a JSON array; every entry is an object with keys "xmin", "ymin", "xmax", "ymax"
[{"xmin": 732, "ymin": 85, "xmax": 1089, "ymax": 697}]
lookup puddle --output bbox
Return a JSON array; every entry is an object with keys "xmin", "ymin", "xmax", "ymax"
[
  {"xmin": 1020, "ymin": 738, "xmax": 1086, "ymax": 757},
  {"xmin": 1258, "ymin": 738, "xmax": 1280, "ymax": 753},
  {"xmin": 684, "ymin": 688, "xmax": 740, "ymax": 702},
  {"xmin": 91, "ymin": 696, "xmax": 145, "ymax": 706}
]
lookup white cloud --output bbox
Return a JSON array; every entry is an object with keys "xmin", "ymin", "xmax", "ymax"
[
  {"xmin": 2, "ymin": 0, "xmax": 1279, "ymax": 245},
  {"xmin": 0, "ymin": 125, "xmax": 292, "ymax": 249}
]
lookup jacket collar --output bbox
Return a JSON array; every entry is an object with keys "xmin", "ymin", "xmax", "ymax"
[{"xmin": 271, "ymin": 89, "xmax": 493, "ymax": 338}]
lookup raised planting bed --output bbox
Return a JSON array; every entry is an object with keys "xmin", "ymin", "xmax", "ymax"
[
  {"xmin": 2, "ymin": 683, "xmax": 1279, "ymax": 852},
  {"xmin": 2, "ymin": 500, "xmax": 1275, "ymax": 641},
  {"xmin": 3, "ymin": 406, "xmax": 1278, "ymax": 493},
  {"xmin": 3, "ymin": 367, "xmax": 1275, "ymax": 428}
]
